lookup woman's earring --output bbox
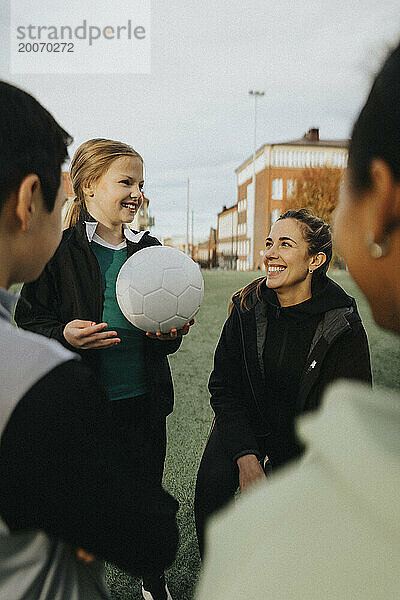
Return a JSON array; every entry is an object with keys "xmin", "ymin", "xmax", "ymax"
[
  {"xmin": 366, "ymin": 233, "xmax": 390, "ymax": 259},
  {"xmin": 309, "ymin": 268, "xmax": 313, "ymax": 274}
]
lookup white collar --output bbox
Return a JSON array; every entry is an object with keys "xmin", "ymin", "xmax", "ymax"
[
  {"xmin": 91, "ymin": 232, "xmax": 126, "ymax": 250},
  {"xmin": 85, "ymin": 221, "xmax": 147, "ymax": 244},
  {"xmin": 0, "ymin": 286, "xmax": 20, "ymax": 323}
]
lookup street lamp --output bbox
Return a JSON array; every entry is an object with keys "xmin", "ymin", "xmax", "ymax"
[{"xmin": 249, "ymin": 90, "xmax": 264, "ymax": 270}]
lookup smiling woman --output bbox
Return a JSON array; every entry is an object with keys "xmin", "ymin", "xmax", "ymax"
[
  {"xmin": 194, "ymin": 207, "xmax": 372, "ymax": 558},
  {"xmin": 238, "ymin": 209, "xmax": 333, "ymax": 310},
  {"xmin": 197, "ymin": 40, "xmax": 400, "ymax": 600}
]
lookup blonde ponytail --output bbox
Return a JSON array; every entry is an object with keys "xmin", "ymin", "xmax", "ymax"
[{"xmin": 64, "ymin": 197, "xmax": 87, "ymax": 229}]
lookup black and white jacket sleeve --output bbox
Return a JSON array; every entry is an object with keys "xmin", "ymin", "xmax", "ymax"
[{"xmin": 0, "ymin": 359, "xmax": 179, "ymax": 576}]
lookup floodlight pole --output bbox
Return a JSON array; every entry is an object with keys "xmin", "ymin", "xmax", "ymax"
[
  {"xmin": 186, "ymin": 178, "xmax": 190, "ymax": 255},
  {"xmin": 249, "ymin": 90, "xmax": 264, "ymax": 270},
  {"xmin": 191, "ymin": 209, "xmax": 194, "ymax": 258}
]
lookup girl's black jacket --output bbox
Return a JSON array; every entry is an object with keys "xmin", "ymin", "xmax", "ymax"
[
  {"xmin": 209, "ymin": 277, "xmax": 372, "ymax": 462},
  {"xmin": 15, "ymin": 215, "xmax": 181, "ymax": 418}
]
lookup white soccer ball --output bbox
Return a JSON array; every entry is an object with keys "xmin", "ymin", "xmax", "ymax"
[{"xmin": 116, "ymin": 245, "xmax": 204, "ymax": 333}]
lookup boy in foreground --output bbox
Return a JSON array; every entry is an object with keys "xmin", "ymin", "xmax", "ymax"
[{"xmin": 0, "ymin": 80, "xmax": 178, "ymax": 599}]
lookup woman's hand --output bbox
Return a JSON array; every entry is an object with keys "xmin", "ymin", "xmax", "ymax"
[
  {"xmin": 63, "ymin": 320, "xmax": 120, "ymax": 349},
  {"xmin": 237, "ymin": 454, "xmax": 266, "ymax": 492},
  {"xmin": 145, "ymin": 318, "xmax": 195, "ymax": 340}
]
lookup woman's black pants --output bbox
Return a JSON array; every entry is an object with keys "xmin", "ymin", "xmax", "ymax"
[
  {"xmin": 195, "ymin": 420, "xmax": 302, "ymax": 558},
  {"xmin": 194, "ymin": 423, "xmax": 241, "ymax": 559}
]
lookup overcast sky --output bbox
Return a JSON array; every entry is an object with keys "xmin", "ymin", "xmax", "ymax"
[{"xmin": 1, "ymin": 1, "xmax": 400, "ymax": 240}]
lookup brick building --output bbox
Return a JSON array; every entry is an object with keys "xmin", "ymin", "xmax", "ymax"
[
  {"xmin": 197, "ymin": 228, "xmax": 217, "ymax": 269},
  {"xmin": 163, "ymin": 235, "xmax": 186, "ymax": 253},
  {"xmin": 235, "ymin": 128, "xmax": 348, "ymax": 270},
  {"xmin": 216, "ymin": 204, "xmax": 238, "ymax": 269}
]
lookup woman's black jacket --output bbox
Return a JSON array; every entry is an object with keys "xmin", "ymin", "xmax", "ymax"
[
  {"xmin": 209, "ymin": 277, "xmax": 372, "ymax": 462},
  {"xmin": 14, "ymin": 217, "xmax": 181, "ymax": 418}
]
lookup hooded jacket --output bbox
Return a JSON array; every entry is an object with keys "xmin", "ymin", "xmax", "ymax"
[
  {"xmin": 209, "ymin": 276, "xmax": 372, "ymax": 462},
  {"xmin": 14, "ymin": 213, "xmax": 181, "ymax": 417}
]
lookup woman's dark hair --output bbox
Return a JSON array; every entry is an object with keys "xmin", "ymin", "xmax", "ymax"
[
  {"xmin": 278, "ymin": 209, "xmax": 332, "ymax": 277},
  {"xmin": 348, "ymin": 42, "xmax": 400, "ymax": 191},
  {"xmin": 0, "ymin": 81, "xmax": 72, "ymax": 215},
  {"xmin": 231, "ymin": 208, "xmax": 332, "ymax": 312}
]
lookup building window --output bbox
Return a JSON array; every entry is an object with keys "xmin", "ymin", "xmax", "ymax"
[
  {"xmin": 270, "ymin": 209, "xmax": 280, "ymax": 225},
  {"xmin": 287, "ymin": 179, "xmax": 295, "ymax": 197},
  {"xmin": 271, "ymin": 178, "xmax": 283, "ymax": 200}
]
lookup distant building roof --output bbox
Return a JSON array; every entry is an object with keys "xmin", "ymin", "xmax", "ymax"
[
  {"xmin": 279, "ymin": 138, "xmax": 348, "ymax": 148},
  {"xmin": 236, "ymin": 128, "xmax": 349, "ymax": 172},
  {"xmin": 218, "ymin": 203, "xmax": 237, "ymax": 216}
]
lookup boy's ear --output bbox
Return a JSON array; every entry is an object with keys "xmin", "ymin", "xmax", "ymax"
[{"xmin": 14, "ymin": 174, "xmax": 41, "ymax": 232}]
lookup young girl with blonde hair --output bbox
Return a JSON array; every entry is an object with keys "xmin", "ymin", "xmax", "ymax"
[{"xmin": 16, "ymin": 138, "xmax": 191, "ymax": 600}]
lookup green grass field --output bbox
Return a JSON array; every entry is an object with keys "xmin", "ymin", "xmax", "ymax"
[{"xmin": 106, "ymin": 269, "xmax": 400, "ymax": 600}]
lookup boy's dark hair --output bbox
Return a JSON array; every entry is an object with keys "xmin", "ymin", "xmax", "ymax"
[
  {"xmin": 348, "ymin": 42, "xmax": 400, "ymax": 191},
  {"xmin": 0, "ymin": 81, "xmax": 72, "ymax": 215}
]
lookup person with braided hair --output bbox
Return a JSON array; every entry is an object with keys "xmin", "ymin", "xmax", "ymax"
[{"xmin": 194, "ymin": 208, "xmax": 372, "ymax": 558}]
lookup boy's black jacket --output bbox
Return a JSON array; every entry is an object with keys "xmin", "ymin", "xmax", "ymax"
[
  {"xmin": 209, "ymin": 277, "xmax": 372, "ymax": 462},
  {"xmin": 15, "ymin": 215, "xmax": 181, "ymax": 417}
]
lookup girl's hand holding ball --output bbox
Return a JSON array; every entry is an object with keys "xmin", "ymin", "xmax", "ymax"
[{"xmin": 146, "ymin": 318, "xmax": 194, "ymax": 340}]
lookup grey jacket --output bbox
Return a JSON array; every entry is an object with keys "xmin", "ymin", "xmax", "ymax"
[{"xmin": 0, "ymin": 287, "xmax": 110, "ymax": 600}]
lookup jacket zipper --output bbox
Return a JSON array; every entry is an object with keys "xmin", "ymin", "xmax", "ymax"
[
  {"xmin": 237, "ymin": 306, "xmax": 264, "ymax": 420},
  {"xmin": 88, "ymin": 246, "xmax": 104, "ymax": 323},
  {"xmin": 277, "ymin": 323, "xmax": 288, "ymax": 370}
]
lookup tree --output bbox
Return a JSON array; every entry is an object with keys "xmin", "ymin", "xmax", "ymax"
[{"xmin": 284, "ymin": 166, "xmax": 344, "ymax": 226}]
